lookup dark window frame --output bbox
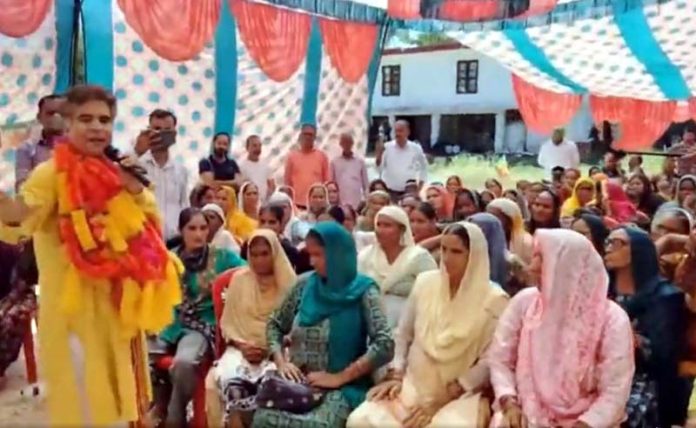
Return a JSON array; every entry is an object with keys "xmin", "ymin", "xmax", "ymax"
[
  {"xmin": 382, "ymin": 65, "xmax": 401, "ymax": 97},
  {"xmin": 456, "ymin": 60, "xmax": 479, "ymax": 94}
]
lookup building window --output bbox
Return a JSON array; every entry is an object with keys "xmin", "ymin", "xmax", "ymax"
[
  {"xmin": 456, "ymin": 60, "xmax": 478, "ymax": 94},
  {"xmin": 382, "ymin": 65, "xmax": 401, "ymax": 96}
]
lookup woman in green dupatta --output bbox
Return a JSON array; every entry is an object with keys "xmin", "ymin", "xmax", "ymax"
[{"xmin": 252, "ymin": 222, "xmax": 394, "ymax": 428}]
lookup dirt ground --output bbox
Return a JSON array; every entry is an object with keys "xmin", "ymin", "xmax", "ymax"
[{"xmin": 0, "ymin": 348, "xmax": 47, "ymax": 426}]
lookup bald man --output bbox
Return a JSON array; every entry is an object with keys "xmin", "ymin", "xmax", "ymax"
[{"xmin": 376, "ymin": 120, "xmax": 428, "ymax": 201}]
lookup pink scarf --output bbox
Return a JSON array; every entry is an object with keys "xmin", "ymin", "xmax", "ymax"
[
  {"xmin": 605, "ymin": 182, "xmax": 637, "ymax": 224},
  {"xmin": 517, "ymin": 229, "xmax": 610, "ymax": 426}
]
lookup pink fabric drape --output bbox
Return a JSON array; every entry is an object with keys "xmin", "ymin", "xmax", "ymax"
[
  {"xmin": 590, "ymin": 96, "xmax": 676, "ymax": 150},
  {"xmin": 387, "ymin": 0, "xmax": 421, "ymax": 19},
  {"xmin": 688, "ymin": 98, "xmax": 696, "ymax": 121},
  {"xmin": 319, "ymin": 19, "xmax": 378, "ymax": 83},
  {"xmin": 0, "ymin": 0, "xmax": 51, "ymax": 38},
  {"xmin": 231, "ymin": 0, "xmax": 311, "ymax": 82},
  {"xmin": 440, "ymin": 0, "xmax": 499, "ymax": 21},
  {"xmin": 118, "ymin": 0, "xmax": 220, "ymax": 61},
  {"xmin": 512, "ymin": 74, "xmax": 582, "ymax": 134}
]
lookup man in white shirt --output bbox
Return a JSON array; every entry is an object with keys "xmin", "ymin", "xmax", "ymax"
[
  {"xmin": 137, "ymin": 109, "xmax": 189, "ymax": 241},
  {"xmin": 376, "ymin": 120, "xmax": 428, "ymax": 200},
  {"xmin": 238, "ymin": 134, "xmax": 275, "ymax": 200},
  {"xmin": 537, "ymin": 128, "xmax": 580, "ymax": 178}
]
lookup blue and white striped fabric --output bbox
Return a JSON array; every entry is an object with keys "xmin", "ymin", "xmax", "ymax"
[{"xmin": 447, "ymin": 0, "xmax": 696, "ymax": 101}]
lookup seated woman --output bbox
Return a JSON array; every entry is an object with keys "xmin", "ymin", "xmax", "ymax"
[
  {"xmin": 357, "ymin": 190, "xmax": 390, "ymax": 232},
  {"xmin": 268, "ymin": 191, "xmax": 308, "ymax": 246},
  {"xmin": 606, "ymin": 227, "xmax": 690, "ymax": 427},
  {"xmin": 501, "ymin": 189, "xmax": 530, "ymax": 221},
  {"xmin": 626, "ymin": 173, "xmax": 666, "ymax": 218},
  {"xmin": 560, "ymin": 177, "xmax": 595, "ymax": 225},
  {"xmin": 239, "ymin": 182, "xmax": 261, "ymax": 221},
  {"xmin": 206, "ymin": 229, "xmax": 294, "ymax": 427},
  {"xmin": 149, "ymin": 208, "xmax": 246, "ymax": 427},
  {"xmin": 409, "ymin": 202, "xmax": 442, "ymax": 263},
  {"xmin": 216, "ymin": 185, "xmax": 258, "ymax": 243},
  {"xmin": 348, "ymin": 222, "xmax": 509, "ymax": 428},
  {"xmin": 300, "ymin": 184, "xmax": 330, "ymax": 225},
  {"xmin": 570, "ymin": 213, "xmax": 610, "ymax": 258},
  {"xmin": 202, "ymin": 203, "xmax": 240, "ymax": 254},
  {"xmin": 424, "ymin": 184, "xmax": 454, "ymax": 223},
  {"xmin": 0, "ymin": 240, "xmax": 37, "ymax": 378},
  {"xmin": 467, "ymin": 213, "xmax": 508, "ymax": 288},
  {"xmin": 490, "ymin": 229, "xmax": 634, "ymax": 428},
  {"xmin": 527, "ymin": 189, "xmax": 561, "ymax": 234},
  {"xmin": 251, "ymin": 222, "xmax": 394, "ymax": 428},
  {"xmin": 452, "ymin": 188, "xmax": 482, "ymax": 222},
  {"xmin": 487, "ymin": 198, "xmax": 533, "ymax": 264},
  {"xmin": 358, "ymin": 206, "xmax": 437, "ymax": 328}
]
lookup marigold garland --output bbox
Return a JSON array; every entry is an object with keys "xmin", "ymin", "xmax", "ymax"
[{"xmin": 54, "ymin": 142, "xmax": 181, "ymax": 336}]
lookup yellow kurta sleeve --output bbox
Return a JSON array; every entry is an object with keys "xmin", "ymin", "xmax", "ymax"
[{"xmin": 19, "ymin": 160, "xmax": 58, "ymax": 235}]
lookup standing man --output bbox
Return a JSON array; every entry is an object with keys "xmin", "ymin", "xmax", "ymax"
[
  {"xmin": 376, "ymin": 120, "xmax": 428, "ymax": 201},
  {"xmin": 238, "ymin": 134, "xmax": 274, "ymax": 200},
  {"xmin": 283, "ymin": 124, "xmax": 329, "ymax": 209},
  {"xmin": 537, "ymin": 128, "xmax": 580, "ymax": 179},
  {"xmin": 15, "ymin": 94, "xmax": 64, "ymax": 191},
  {"xmin": 330, "ymin": 133, "xmax": 369, "ymax": 209},
  {"xmin": 669, "ymin": 128, "xmax": 696, "ymax": 176},
  {"xmin": 198, "ymin": 132, "xmax": 241, "ymax": 188},
  {"xmin": 135, "ymin": 109, "xmax": 189, "ymax": 241},
  {"xmin": 601, "ymin": 149, "xmax": 627, "ymax": 181}
]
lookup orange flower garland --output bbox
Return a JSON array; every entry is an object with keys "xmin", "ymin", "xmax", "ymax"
[{"xmin": 54, "ymin": 142, "xmax": 181, "ymax": 335}]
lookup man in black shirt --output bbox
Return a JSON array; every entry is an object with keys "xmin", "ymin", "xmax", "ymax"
[{"xmin": 198, "ymin": 131, "xmax": 241, "ymax": 188}]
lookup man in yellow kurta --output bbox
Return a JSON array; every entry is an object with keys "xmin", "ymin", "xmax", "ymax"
[{"xmin": 0, "ymin": 85, "xmax": 181, "ymax": 426}]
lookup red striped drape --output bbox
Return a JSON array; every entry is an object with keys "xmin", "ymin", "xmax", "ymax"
[
  {"xmin": 512, "ymin": 74, "xmax": 582, "ymax": 134},
  {"xmin": 440, "ymin": 0, "xmax": 499, "ymax": 21},
  {"xmin": 0, "ymin": 0, "xmax": 51, "ymax": 38},
  {"xmin": 387, "ymin": 0, "xmax": 420, "ymax": 19},
  {"xmin": 118, "ymin": 0, "xmax": 220, "ymax": 61},
  {"xmin": 231, "ymin": 0, "xmax": 311, "ymax": 82},
  {"xmin": 590, "ymin": 96, "xmax": 676, "ymax": 150},
  {"xmin": 319, "ymin": 19, "xmax": 378, "ymax": 83},
  {"xmin": 516, "ymin": 0, "xmax": 558, "ymax": 18}
]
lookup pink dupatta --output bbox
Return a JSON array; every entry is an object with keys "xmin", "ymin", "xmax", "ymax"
[{"xmin": 516, "ymin": 229, "xmax": 610, "ymax": 426}]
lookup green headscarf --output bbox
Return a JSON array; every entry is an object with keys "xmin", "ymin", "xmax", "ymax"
[{"xmin": 297, "ymin": 221, "xmax": 376, "ymax": 408}]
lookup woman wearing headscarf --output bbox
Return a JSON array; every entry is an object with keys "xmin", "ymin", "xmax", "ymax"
[
  {"xmin": 467, "ymin": 213, "xmax": 508, "ymax": 287},
  {"xmin": 238, "ymin": 182, "xmax": 261, "ymax": 220},
  {"xmin": 357, "ymin": 190, "xmax": 391, "ymax": 232},
  {"xmin": 600, "ymin": 181, "xmax": 638, "ymax": 225},
  {"xmin": 490, "ymin": 229, "xmax": 634, "ymax": 428},
  {"xmin": 570, "ymin": 213, "xmax": 610, "ymax": 258},
  {"xmin": 150, "ymin": 208, "xmax": 246, "ymax": 426},
  {"xmin": 453, "ymin": 188, "xmax": 482, "ymax": 221},
  {"xmin": 300, "ymin": 183, "xmax": 330, "ymax": 225},
  {"xmin": 487, "ymin": 198, "xmax": 533, "ymax": 264},
  {"xmin": 251, "ymin": 222, "xmax": 394, "ymax": 428},
  {"xmin": 358, "ymin": 206, "xmax": 438, "ymax": 328},
  {"xmin": 268, "ymin": 191, "xmax": 308, "ymax": 246},
  {"xmin": 676, "ymin": 175, "xmax": 696, "ymax": 208},
  {"xmin": 502, "ymin": 188, "xmax": 530, "ymax": 221},
  {"xmin": 202, "ymin": 203, "xmax": 240, "ymax": 254},
  {"xmin": 206, "ymin": 230, "xmax": 294, "ymax": 427},
  {"xmin": 216, "ymin": 185, "xmax": 258, "ymax": 243},
  {"xmin": 348, "ymin": 222, "xmax": 509, "ymax": 427},
  {"xmin": 424, "ymin": 184, "xmax": 454, "ymax": 223},
  {"xmin": 605, "ymin": 227, "xmax": 689, "ymax": 427},
  {"xmin": 560, "ymin": 177, "xmax": 596, "ymax": 219},
  {"xmin": 445, "ymin": 175, "xmax": 462, "ymax": 196}
]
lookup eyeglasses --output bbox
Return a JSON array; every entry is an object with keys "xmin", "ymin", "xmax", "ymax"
[{"xmin": 605, "ymin": 237, "xmax": 628, "ymax": 250}]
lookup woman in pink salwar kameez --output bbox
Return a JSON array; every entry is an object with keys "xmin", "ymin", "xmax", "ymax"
[{"xmin": 489, "ymin": 229, "xmax": 635, "ymax": 428}]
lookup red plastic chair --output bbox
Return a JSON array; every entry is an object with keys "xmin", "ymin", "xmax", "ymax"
[{"xmin": 153, "ymin": 268, "xmax": 240, "ymax": 428}]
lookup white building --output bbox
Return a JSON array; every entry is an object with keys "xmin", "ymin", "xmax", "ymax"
[{"xmin": 370, "ymin": 43, "xmax": 594, "ymax": 154}]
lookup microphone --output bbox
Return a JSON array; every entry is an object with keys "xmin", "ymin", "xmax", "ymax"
[{"xmin": 104, "ymin": 146, "xmax": 151, "ymax": 187}]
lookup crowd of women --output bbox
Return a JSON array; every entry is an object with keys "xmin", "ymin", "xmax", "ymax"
[{"xmin": 2, "ymin": 152, "xmax": 696, "ymax": 428}]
